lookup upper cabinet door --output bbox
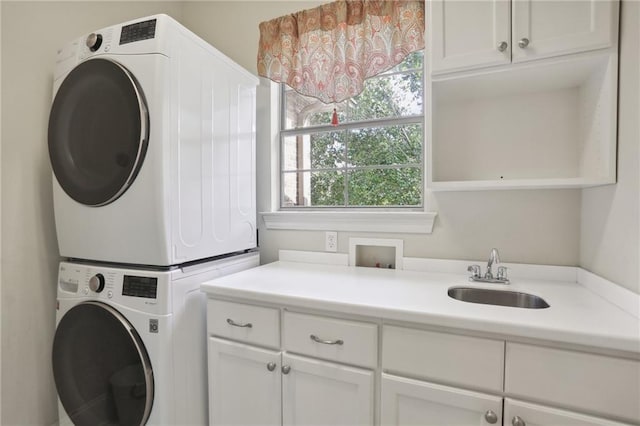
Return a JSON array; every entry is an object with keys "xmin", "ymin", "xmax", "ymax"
[
  {"xmin": 512, "ymin": 0, "xmax": 617, "ymax": 63},
  {"xmin": 430, "ymin": 0, "xmax": 511, "ymax": 74}
]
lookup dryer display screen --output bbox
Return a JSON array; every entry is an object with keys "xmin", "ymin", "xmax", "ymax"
[
  {"xmin": 122, "ymin": 275, "xmax": 157, "ymax": 298},
  {"xmin": 120, "ymin": 19, "xmax": 156, "ymax": 45}
]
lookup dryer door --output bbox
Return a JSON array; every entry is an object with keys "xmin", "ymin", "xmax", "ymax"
[
  {"xmin": 52, "ymin": 301, "xmax": 154, "ymax": 426},
  {"xmin": 48, "ymin": 58, "xmax": 149, "ymax": 206}
]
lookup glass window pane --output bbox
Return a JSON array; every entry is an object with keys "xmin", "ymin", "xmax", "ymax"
[
  {"xmin": 283, "ymin": 171, "xmax": 345, "ymax": 207},
  {"xmin": 347, "ymin": 124, "xmax": 423, "ymax": 167},
  {"xmin": 282, "ymin": 132, "xmax": 346, "ymax": 172},
  {"xmin": 283, "ymin": 51, "xmax": 424, "ymax": 130},
  {"xmin": 347, "ymin": 168, "xmax": 422, "ymax": 207}
]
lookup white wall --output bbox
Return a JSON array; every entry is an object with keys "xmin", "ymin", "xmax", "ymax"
[
  {"xmin": 0, "ymin": 3, "xmax": 183, "ymax": 424},
  {"xmin": 183, "ymin": 1, "xmax": 582, "ymax": 268},
  {"xmin": 580, "ymin": 0, "xmax": 640, "ymax": 294}
]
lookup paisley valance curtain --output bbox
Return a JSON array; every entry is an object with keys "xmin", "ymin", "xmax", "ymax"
[{"xmin": 257, "ymin": 0, "xmax": 425, "ymax": 104}]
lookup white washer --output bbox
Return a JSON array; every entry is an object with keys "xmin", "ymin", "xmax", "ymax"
[
  {"xmin": 52, "ymin": 252, "xmax": 259, "ymax": 426},
  {"xmin": 48, "ymin": 14, "xmax": 258, "ymax": 266}
]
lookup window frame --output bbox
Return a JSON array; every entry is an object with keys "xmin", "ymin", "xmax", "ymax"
[
  {"xmin": 278, "ymin": 56, "xmax": 426, "ymax": 211},
  {"xmin": 261, "ymin": 50, "xmax": 437, "ymax": 234}
]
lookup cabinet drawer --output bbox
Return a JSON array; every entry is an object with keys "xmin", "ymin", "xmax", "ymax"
[
  {"xmin": 382, "ymin": 325, "xmax": 504, "ymax": 392},
  {"xmin": 207, "ymin": 299, "xmax": 280, "ymax": 348},
  {"xmin": 505, "ymin": 342, "xmax": 640, "ymax": 423},
  {"xmin": 283, "ymin": 311, "xmax": 378, "ymax": 368}
]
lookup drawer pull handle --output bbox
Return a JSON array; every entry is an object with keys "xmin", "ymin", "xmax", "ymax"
[
  {"xmin": 226, "ymin": 318, "xmax": 252, "ymax": 328},
  {"xmin": 282, "ymin": 365, "xmax": 291, "ymax": 374},
  {"xmin": 310, "ymin": 334, "xmax": 344, "ymax": 345},
  {"xmin": 267, "ymin": 362, "xmax": 276, "ymax": 372}
]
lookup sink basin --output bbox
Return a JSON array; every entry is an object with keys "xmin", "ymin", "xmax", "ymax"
[{"xmin": 448, "ymin": 287, "xmax": 550, "ymax": 309}]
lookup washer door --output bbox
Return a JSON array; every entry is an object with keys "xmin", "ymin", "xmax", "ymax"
[
  {"xmin": 48, "ymin": 58, "xmax": 149, "ymax": 206},
  {"xmin": 52, "ymin": 302, "xmax": 154, "ymax": 426}
]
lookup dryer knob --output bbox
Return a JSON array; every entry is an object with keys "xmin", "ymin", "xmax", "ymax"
[
  {"xmin": 86, "ymin": 33, "xmax": 103, "ymax": 52},
  {"xmin": 89, "ymin": 273, "xmax": 105, "ymax": 293}
]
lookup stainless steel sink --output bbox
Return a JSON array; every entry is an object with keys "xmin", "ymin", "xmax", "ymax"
[{"xmin": 448, "ymin": 287, "xmax": 550, "ymax": 309}]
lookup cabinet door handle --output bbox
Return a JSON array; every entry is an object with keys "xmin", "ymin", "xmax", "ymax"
[
  {"xmin": 282, "ymin": 365, "xmax": 291, "ymax": 374},
  {"xmin": 512, "ymin": 416, "xmax": 526, "ymax": 426},
  {"xmin": 267, "ymin": 362, "xmax": 276, "ymax": 371},
  {"xmin": 484, "ymin": 410, "xmax": 498, "ymax": 424},
  {"xmin": 518, "ymin": 38, "xmax": 530, "ymax": 49},
  {"xmin": 497, "ymin": 41, "xmax": 508, "ymax": 52},
  {"xmin": 310, "ymin": 334, "xmax": 344, "ymax": 345},
  {"xmin": 226, "ymin": 318, "xmax": 252, "ymax": 328}
]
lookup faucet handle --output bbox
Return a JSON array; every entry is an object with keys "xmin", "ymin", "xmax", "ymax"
[
  {"xmin": 467, "ymin": 264, "xmax": 481, "ymax": 278},
  {"xmin": 496, "ymin": 266, "xmax": 508, "ymax": 280}
]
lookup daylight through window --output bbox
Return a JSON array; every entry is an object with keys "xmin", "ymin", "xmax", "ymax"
[{"xmin": 280, "ymin": 51, "xmax": 424, "ymax": 209}]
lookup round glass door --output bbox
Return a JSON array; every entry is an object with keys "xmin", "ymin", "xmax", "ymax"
[
  {"xmin": 48, "ymin": 58, "xmax": 149, "ymax": 206},
  {"xmin": 52, "ymin": 302, "xmax": 154, "ymax": 426}
]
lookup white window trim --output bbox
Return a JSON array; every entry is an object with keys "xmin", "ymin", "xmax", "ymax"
[
  {"xmin": 260, "ymin": 79, "xmax": 437, "ymax": 234},
  {"xmin": 261, "ymin": 211, "xmax": 436, "ymax": 234}
]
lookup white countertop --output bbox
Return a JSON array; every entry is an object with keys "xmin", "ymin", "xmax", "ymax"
[{"xmin": 201, "ymin": 261, "xmax": 640, "ymax": 354}]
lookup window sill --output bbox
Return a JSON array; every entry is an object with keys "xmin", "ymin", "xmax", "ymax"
[{"xmin": 260, "ymin": 211, "xmax": 437, "ymax": 234}]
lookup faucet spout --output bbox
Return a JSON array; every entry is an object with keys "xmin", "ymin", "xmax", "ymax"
[{"xmin": 485, "ymin": 248, "xmax": 500, "ymax": 279}]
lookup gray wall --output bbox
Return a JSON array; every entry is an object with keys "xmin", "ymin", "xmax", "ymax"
[
  {"xmin": 580, "ymin": 1, "xmax": 640, "ymax": 293},
  {"xmin": 0, "ymin": 1, "xmax": 638, "ymax": 424}
]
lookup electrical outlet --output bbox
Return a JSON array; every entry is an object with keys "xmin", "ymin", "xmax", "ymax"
[{"xmin": 325, "ymin": 231, "xmax": 338, "ymax": 252}]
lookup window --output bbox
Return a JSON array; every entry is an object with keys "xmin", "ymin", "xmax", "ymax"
[{"xmin": 280, "ymin": 51, "xmax": 424, "ymax": 209}]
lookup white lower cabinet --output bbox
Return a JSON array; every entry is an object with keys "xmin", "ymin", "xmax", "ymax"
[
  {"xmin": 380, "ymin": 374, "xmax": 630, "ymax": 426},
  {"xmin": 208, "ymin": 337, "xmax": 281, "ymax": 426},
  {"xmin": 207, "ymin": 304, "xmax": 375, "ymax": 426},
  {"xmin": 282, "ymin": 353, "xmax": 374, "ymax": 426},
  {"xmin": 206, "ymin": 299, "xmax": 637, "ymax": 426},
  {"xmin": 504, "ymin": 399, "xmax": 632, "ymax": 426},
  {"xmin": 381, "ymin": 374, "xmax": 502, "ymax": 426}
]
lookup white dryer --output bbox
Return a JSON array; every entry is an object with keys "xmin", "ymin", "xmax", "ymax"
[
  {"xmin": 52, "ymin": 252, "xmax": 259, "ymax": 425},
  {"xmin": 48, "ymin": 14, "xmax": 258, "ymax": 266}
]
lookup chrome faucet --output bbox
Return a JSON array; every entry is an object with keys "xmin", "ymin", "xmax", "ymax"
[
  {"xmin": 485, "ymin": 248, "xmax": 499, "ymax": 279},
  {"xmin": 467, "ymin": 248, "xmax": 509, "ymax": 284}
]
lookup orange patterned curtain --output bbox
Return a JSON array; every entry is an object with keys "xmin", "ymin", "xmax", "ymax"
[{"xmin": 257, "ymin": 0, "xmax": 425, "ymax": 104}]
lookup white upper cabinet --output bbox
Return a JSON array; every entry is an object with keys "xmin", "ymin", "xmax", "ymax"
[
  {"xmin": 512, "ymin": 0, "xmax": 616, "ymax": 63},
  {"xmin": 430, "ymin": 0, "xmax": 618, "ymax": 74},
  {"xmin": 430, "ymin": 0, "xmax": 511, "ymax": 73}
]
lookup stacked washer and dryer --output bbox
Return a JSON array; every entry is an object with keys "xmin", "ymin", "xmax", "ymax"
[{"xmin": 48, "ymin": 15, "xmax": 259, "ymax": 425}]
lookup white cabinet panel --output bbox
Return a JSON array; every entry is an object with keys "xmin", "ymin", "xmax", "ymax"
[
  {"xmin": 381, "ymin": 374, "xmax": 503, "ymax": 426},
  {"xmin": 383, "ymin": 325, "xmax": 505, "ymax": 392},
  {"xmin": 512, "ymin": 0, "xmax": 616, "ymax": 63},
  {"xmin": 207, "ymin": 299, "xmax": 280, "ymax": 348},
  {"xmin": 505, "ymin": 342, "xmax": 640, "ymax": 423},
  {"xmin": 282, "ymin": 353, "xmax": 374, "ymax": 426},
  {"xmin": 505, "ymin": 399, "xmax": 633, "ymax": 426},
  {"xmin": 283, "ymin": 311, "xmax": 378, "ymax": 368},
  {"xmin": 208, "ymin": 337, "xmax": 281, "ymax": 426},
  {"xmin": 430, "ymin": 0, "xmax": 511, "ymax": 73}
]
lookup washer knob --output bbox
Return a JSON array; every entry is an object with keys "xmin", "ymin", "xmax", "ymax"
[
  {"xmin": 86, "ymin": 33, "xmax": 103, "ymax": 52},
  {"xmin": 89, "ymin": 273, "xmax": 105, "ymax": 293}
]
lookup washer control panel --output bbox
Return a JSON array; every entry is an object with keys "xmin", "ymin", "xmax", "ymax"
[{"xmin": 57, "ymin": 262, "xmax": 171, "ymax": 315}]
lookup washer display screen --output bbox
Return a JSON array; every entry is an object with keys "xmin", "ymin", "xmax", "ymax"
[{"xmin": 123, "ymin": 276, "xmax": 157, "ymax": 299}]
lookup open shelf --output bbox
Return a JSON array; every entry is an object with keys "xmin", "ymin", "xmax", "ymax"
[{"xmin": 427, "ymin": 51, "xmax": 617, "ymax": 190}]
